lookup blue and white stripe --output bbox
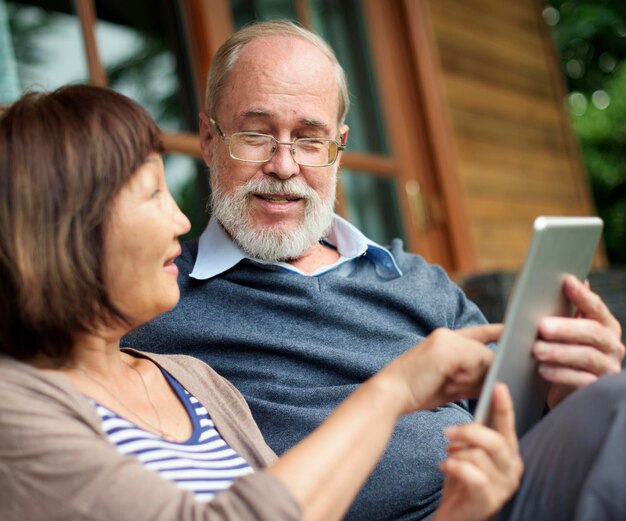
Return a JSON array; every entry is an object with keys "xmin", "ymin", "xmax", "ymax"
[{"xmin": 92, "ymin": 370, "xmax": 253, "ymax": 502}]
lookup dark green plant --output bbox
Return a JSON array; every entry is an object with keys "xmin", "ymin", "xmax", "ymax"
[{"xmin": 548, "ymin": 0, "xmax": 626, "ymax": 264}]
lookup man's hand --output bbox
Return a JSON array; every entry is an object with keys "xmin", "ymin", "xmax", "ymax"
[
  {"xmin": 434, "ymin": 384, "xmax": 523, "ymax": 521},
  {"xmin": 533, "ymin": 274, "xmax": 625, "ymax": 407}
]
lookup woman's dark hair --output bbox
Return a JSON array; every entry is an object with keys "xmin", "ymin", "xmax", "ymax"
[{"xmin": 0, "ymin": 85, "xmax": 163, "ymax": 363}]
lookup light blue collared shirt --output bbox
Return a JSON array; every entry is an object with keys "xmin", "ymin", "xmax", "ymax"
[{"xmin": 189, "ymin": 214, "xmax": 402, "ymax": 279}]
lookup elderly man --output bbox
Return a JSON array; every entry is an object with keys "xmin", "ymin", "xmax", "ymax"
[{"xmin": 125, "ymin": 21, "xmax": 624, "ymax": 520}]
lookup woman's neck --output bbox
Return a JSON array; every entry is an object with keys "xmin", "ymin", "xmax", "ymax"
[{"xmin": 29, "ymin": 327, "xmax": 125, "ymax": 375}]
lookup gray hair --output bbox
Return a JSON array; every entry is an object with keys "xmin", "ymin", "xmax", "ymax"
[{"xmin": 205, "ymin": 20, "xmax": 349, "ymax": 125}]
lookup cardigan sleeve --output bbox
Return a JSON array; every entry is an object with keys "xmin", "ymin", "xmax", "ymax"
[{"xmin": 0, "ymin": 358, "xmax": 300, "ymax": 521}]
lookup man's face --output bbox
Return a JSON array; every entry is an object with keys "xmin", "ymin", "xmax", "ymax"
[{"xmin": 200, "ymin": 35, "xmax": 348, "ymax": 261}]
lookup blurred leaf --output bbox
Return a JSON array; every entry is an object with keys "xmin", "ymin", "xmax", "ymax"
[{"xmin": 550, "ymin": 0, "xmax": 626, "ymax": 264}]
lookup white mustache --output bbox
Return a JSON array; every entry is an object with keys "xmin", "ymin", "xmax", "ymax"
[{"xmin": 237, "ymin": 177, "xmax": 318, "ymax": 200}]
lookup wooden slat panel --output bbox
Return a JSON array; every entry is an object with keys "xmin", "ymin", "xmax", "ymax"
[
  {"xmin": 443, "ymin": 75, "xmax": 560, "ymax": 126},
  {"xmin": 429, "ymin": 0, "xmax": 540, "ymax": 51},
  {"xmin": 450, "ymin": 108, "xmax": 567, "ymax": 153},
  {"xmin": 429, "ymin": 8, "xmax": 546, "ymax": 72},
  {"xmin": 461, "ymin": 166, "xmax": 579, "ymax": 204},
  {"xmin": 467, "ymin": 196, "xmax": 586, "ymax": 224},
  {"xmin": 426, "ymin": 0, "xmax": 600, "ymax": 270},
  {"xmin": 455, "ymin": 136, "xmax": 574, "ymax": 173},
  {"xmin": 432, "ymin": 0, "xmax": 537, "ymax": 26}
]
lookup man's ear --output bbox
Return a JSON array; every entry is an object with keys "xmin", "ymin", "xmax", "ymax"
[
  {"xmin": 198, "ymin": 112, "xmax": 214, "ymax": 166},
  {"xmin": 339, "ymin": 124, "xmax": 349, "ymax": 146}
]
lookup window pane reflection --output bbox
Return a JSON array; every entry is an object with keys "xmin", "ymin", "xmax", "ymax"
[
  {"xmin": 341, "ymin": 170, "xmax": 405, "ymax": 245},
  {"xmin": 232, "ymin": 0, "xmax": 295, "ymax": 27},
  {"xmin": 8, "ymin": 1, "xmax": 88, "ymax": 91},
  {"xmin": 309, "ymin": 0, "xmax": 389, "ymax": 155},
  {"xmin": 164, "ymin": 154, "xmax": 209, "ymax": 241},
  {"xmin": 93, "ymin": 2, "xmax": 195, "ymax": 133}
]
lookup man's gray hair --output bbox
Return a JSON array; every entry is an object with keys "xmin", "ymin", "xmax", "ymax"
[{"xmin": 205, "ymin": 20, "xmax": 349, "ymax": 125}]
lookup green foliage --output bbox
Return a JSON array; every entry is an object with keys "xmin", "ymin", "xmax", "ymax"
[
  {"xmin": 548, "ymin": 0, "xmax": 626, "ymax": 264},
  {"xmin": 573, "ymin": 64, "xmax": 626, "ymax": 263}
]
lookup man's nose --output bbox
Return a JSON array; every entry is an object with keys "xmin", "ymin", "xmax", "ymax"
[{"xmin": 262, "ymin": 142, "xmax": 299, "ymax": 180}]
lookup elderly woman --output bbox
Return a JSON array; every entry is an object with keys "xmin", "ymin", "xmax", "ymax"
[{"xmin": 0, "ymin": 85, "xmax": 521, "ymax": 521}]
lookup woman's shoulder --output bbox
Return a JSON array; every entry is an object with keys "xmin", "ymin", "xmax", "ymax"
[
  {"xmin": 0, "ymin": 355, "xmax": 105, "ymax": 447},
  {"xmin": 122, "ymin": 348, "xmax": 277, "ymax": 468},
  {"xmin": 121, "ymin": 348, "xmax": 248, "ymax": 412},
  {"xmin": 122, "ymin": 348, "xmax": 220, "ymax": 381}
]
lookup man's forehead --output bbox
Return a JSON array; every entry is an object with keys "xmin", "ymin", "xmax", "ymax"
[
  {"xmin": 232, "ymin": 108, "xmax": 329, "ymax": 129},
  {"xmin": 216, "ymin": 36, "xmax": 340, "ymax": 127},
  {"xmin": 240, "ymin": 34, "xmax": 325, "ymax": 59},
  {"xmin": 233, "ymin": 35, "xmax": 334, "ymax": 82}
]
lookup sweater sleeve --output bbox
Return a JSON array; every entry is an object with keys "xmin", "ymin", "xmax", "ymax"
[{"xmin": 0, "ymin": 359, "xmax": 300, "ymax": 521}]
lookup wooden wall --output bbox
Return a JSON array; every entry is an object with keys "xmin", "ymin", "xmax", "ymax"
[{"xmin": 424, "ymin": 0, "xmax": 600, "ymax": 271}]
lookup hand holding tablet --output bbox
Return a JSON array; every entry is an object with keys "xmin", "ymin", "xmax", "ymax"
[{"xmin": 473, "ymin": 216, "xmax": 604, "ymax": 437}]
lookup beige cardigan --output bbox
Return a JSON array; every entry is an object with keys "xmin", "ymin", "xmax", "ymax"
[{"xmin": 0, "ymin": 350, "xmax": 300, "ymax": 521}]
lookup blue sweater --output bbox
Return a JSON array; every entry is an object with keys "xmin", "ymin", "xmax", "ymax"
[{"xmin": 124, "ymin": 238, "xmax": 487, "ymax": 520}]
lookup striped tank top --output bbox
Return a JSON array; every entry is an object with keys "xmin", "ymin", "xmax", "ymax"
[{"xmin": 91, "ymin": 369, "xmax": 254, "ymax": 501}]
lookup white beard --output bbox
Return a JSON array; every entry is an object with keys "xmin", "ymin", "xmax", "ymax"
[{"xmin": 210, "ymin": 171, "xmax": 336, "ymax": 262}]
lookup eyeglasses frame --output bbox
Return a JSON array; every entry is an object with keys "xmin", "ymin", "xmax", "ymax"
[{"xmin": 209, "ymin": 117, "xmax": 346, "ymax": 167}]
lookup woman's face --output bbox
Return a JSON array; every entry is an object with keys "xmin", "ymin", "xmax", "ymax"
[{"xmin": 103, "ymin": 153, "xmax": 191, "ymax": 329}]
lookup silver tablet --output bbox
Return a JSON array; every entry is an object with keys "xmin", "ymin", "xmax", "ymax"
[{"xmin": 473, "ymin": 216, "xmax": 604, "ymax": 437}]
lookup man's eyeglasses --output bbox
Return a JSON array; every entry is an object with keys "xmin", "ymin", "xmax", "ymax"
[{"xmin": 210, "ymin": 118, "xmax": 346, "ymax": 167}]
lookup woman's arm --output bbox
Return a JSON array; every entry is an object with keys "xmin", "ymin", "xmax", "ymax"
[{"xmin": 267, "ymin": 325, "xmax": 522, "ymax": 521}]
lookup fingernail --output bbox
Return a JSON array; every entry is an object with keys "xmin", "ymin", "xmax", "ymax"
[
  {"xmin": 534, "ymin": 343, "xmax": 550, "ymax": 356},
  {"xmin": 542, "ymin": 319, "xmax": 557, "ymax": 334},
  {"xmin": 538, "ymin": 364, "xmax": 552, "ymax": 377}
]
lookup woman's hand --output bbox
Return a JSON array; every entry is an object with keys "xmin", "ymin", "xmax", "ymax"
[
  {"xmin": 372, "ymin": 324, "xmax": 502, "ymax": 416},
  {"xmin": 434, "ymin": 383, "xmax": 523, "ymax": 521}
]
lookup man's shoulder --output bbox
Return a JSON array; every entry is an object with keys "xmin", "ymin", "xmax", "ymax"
[{"xmin": 386, "ymin": 238, "xmax": 449, "ymax": 280}]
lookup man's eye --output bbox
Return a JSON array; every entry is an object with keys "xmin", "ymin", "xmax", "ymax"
[
  {"xmin": 299, "ymin": 139, "xmax": 326, "ymax": 151},
  {"xmin": 241, "ymin": 135, "xmax": 269, "ymax": 147}
]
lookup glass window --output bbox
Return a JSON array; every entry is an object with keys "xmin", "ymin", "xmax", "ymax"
[
  {"xmin": 231, "ymin": 0, "xmax": 296, "ymax": 28},
  {"xmin": 92, "ymin": 1, "xmax": 197, "ymax": 134},
  {"xmin": 0, "ymin": 0, "xmax": 20, "ymax": 102},
  {"xmin": 341, "ymin": 170, "xmax": 405, "ymax": 244},
  {"xmin": 90, "ymin": 2, "xmax": 203, "ymax": 238},
  {"xmin": 8, "ymin": 1, "xmax": 197, "ymax": 131},
  {"xmin": 309, "ymin": 0, "xmax": 388, "ymax": 155},
  {"xmin": 164, "ymin": 154, "xmax": 209, "ymax": 241},
  {"xmin": 7, "ymin": 0, "xmax": 205, "ymax": 239},
  {"xmin": 8, "ymin": 1, "xmax": 88, "ymax": 91}
]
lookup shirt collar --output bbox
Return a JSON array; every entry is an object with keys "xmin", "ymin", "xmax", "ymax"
[{"xmin": 189, "ymin": 214, "xmax": 402, "ymax": 279}]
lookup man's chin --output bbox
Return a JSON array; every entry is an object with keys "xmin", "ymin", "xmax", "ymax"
[
  {"xmin": 248, "ymin": 218, "xmax": 303, "ymax": 234},
  {"xmin": 231, "ymin": 224, "xmax": 317, "ymax": 262}
]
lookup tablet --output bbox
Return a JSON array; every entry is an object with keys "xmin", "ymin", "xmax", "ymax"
[{"xmin": 473, "ymin": 216, "xmax": 603, "ymax": 437}]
